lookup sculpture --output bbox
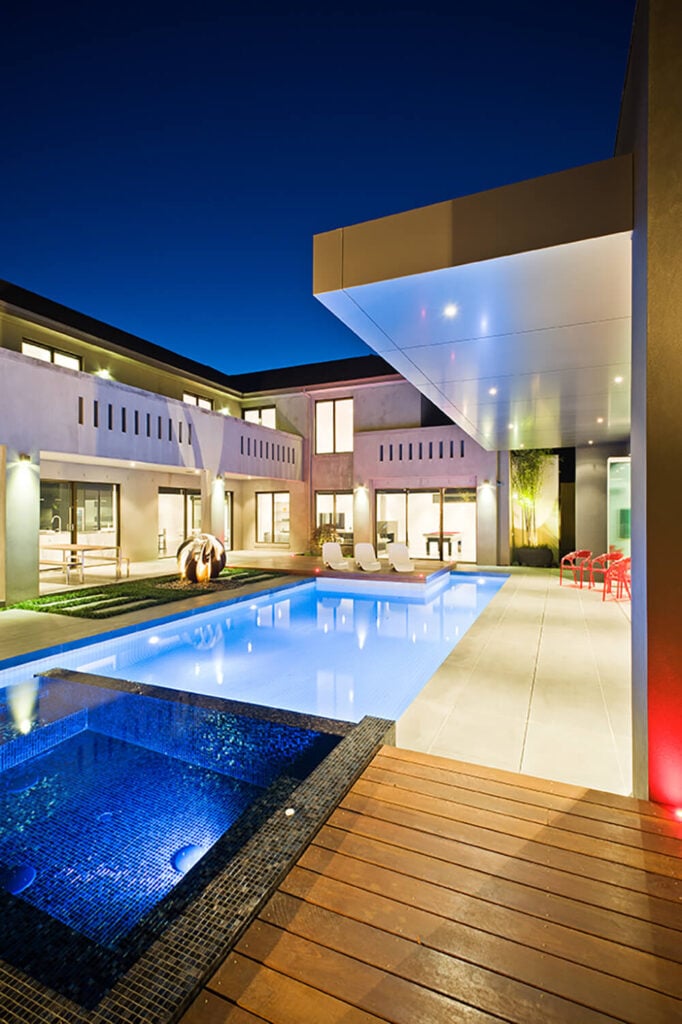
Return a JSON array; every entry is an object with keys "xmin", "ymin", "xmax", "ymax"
[{"xmin": 177, "ymin": 533, "xmax": 226, "ymax": 583}]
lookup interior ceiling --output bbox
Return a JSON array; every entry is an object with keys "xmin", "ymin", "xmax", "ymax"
[{"xmin": 317, "ymin": 232, "xmax": 631, "ymax": 451}]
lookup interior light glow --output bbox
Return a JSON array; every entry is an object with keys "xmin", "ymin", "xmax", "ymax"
[
  {"xmin": 588, "ymin": 440, "xmax": 594, "ymax": 446},
  {"xmin": 597, "ymin": 417, "xmax": 604, "ymax": 424},
  {"xmin": 443, "ymin": 303, "xmax": 458, "ymax": 318}
]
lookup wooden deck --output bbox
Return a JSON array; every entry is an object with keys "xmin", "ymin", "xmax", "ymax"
[{"xmin": 180, "ymin": 747, "xmax": 682, "ymax": 1024}]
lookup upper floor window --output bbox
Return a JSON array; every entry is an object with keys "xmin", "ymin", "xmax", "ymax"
[
  {"xmin": 183, "ymin": 392, "xmax": 213, "ymax": 411},
  {"xmin": 244, "ymin": 406, "xmax": 276, "ymax": 429},
  {"xmin": 315, "ymin": 398, "xmax": 353, "ymax": 454},
  {"xmin": 22, "ymin": 340, "xmax": 81, "ymax": 372}
]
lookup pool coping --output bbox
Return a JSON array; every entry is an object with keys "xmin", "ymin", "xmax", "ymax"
[{"xmin": 0, "ymin": 669, "xmax": 394, "ymax": 1023}]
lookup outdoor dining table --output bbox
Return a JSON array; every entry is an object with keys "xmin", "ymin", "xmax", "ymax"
[{"xmin": 39, "ymin": 543, "xmax": 127, "ymax": 582}]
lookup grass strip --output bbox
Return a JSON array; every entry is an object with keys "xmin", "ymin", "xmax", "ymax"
[{"xmin": 3, "ymin": 569, "xmax": 285, "ymax": 619}]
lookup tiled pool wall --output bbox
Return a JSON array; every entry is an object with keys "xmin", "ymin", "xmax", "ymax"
[{"xmin": 0, "ymin": 668, "xmax": 393, "ymax": 1023}]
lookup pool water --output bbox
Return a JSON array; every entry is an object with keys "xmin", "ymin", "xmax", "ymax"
[{"xmin": 0, "ymin": 572, "xmax": 507, "ymax": 724}]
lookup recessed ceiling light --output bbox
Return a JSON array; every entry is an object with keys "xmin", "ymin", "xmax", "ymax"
[
  {"xmin": 597, "ymin": 417, "xmax": 604, "ymax": 424},
  {"xmin": 443, "ymin": 303, "xmax": 458, "ymax": 318},
  {"xmin": 488, "ymin": 387, "xmax": 498, "ymax": 396},
  {"xmin": 614, "ymin": 375, "xmax": 623, "ymax": 384}
]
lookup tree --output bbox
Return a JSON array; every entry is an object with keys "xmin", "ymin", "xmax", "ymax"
[{"xmin": 511, "ymin": 449, "xmax": 552, "ymax": 547}]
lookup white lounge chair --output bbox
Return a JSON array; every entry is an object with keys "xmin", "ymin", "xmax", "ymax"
[
  {"xmin": 322, "ymin": 541, "xmax": 352, "ymax": 570},
  {"xmin": 387, "ymin": 542, "xmax": 415, "ymax": 573},
  {"xmin": 354, "ymin": 543, "xmax": 381, "ymax": 572}
]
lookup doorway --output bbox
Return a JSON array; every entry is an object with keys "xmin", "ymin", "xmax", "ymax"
[{"xmin": 158, "ymin": 488, "xmax": 202, "ymax": 558}]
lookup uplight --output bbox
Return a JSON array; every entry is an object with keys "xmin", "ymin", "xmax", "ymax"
[
  {"xmin": 614, "ymin": 375, "xmax": 624, "ymax": 384},
  {"xmin": 443, "ymin": 303, "xmax": 458, "ymax": 318}
]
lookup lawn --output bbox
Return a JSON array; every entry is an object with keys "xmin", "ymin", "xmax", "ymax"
[{"xmin": 5, "ymin": 568, "xmax": 285, "ymax": 619}]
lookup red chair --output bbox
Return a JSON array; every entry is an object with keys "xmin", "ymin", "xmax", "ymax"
[
  {"xmin": 559, "ymin": 550, "xmax": 592, "ymax": 587},
  {"xmin": 603, "ymin": 556, "xmax": 631, "ymax": 601},
  {"xmin": 587, "ymin": 551, "xmax": 623, "ymax": 590}
]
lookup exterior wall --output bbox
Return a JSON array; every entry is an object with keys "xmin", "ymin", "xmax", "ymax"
[
  {"xmin": 354, "ymin": 424, "xmax": 500, "ymax": 563},
  {"xmin": 575, "ymin": 443, "xmax": 630, "ymax": 556},
  {"xmin": 0, "ymin": 349, "xmax": 302, "ymax": 481}
]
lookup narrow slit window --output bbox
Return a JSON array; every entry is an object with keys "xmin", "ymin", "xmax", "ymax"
[
  {"xmin": 134, "ymin": 410, "xmax": 140, "ymax": 435},
  {"xmin": 93, "ymin": 400, "xmax": 99, "ymax": 428},
  {"xmin": 398, "ymin": 443, "xmax": 403, "ymax": 460},
  {"xmin": 460, "ymin": 440, "xmax": 465, "ymax": 457},
  {"xmin": 408, "ymin": 443, "xmax": 413, "ymax": 460},
  {"xmin": 168, "ymin": 419, "xmax": 173, "ymax": 441},
  {"xmin": 108, "ymin": 404, "xmax": 113, "ymax": 430},
  {"xmin": 379, "ymin": 444, "xmax": 384, "ymax": 462},
  {"xmin": 439, "ymin": 441, "xmax": 443, "ymax": 459},
  {"xmin": 146, "ymin": 413, "xmax": 151, "ymax": 437},
  {"xmin": 178, "ymin": 421, "xmax": 183, "ymax": 444},
  {"xmin": 121, "ymin": 408, "xmax": 127, "ymax": 433},
  {"xmin": 158, "ymin": 416, "xmax": 163, "ymax": 440},
  {"xmin": 78, "ymin": 397, "xmax": 84, "ymax": 425}
]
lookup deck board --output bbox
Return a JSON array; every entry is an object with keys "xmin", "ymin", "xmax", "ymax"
[{"xmin": 180, "ymin": 746, "xmax": 682, "ymax": 1024}]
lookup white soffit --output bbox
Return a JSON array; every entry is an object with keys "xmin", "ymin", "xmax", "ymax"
[{"xmin": 316, "ymin": 231, "xmax": 631, "ymax": 450}]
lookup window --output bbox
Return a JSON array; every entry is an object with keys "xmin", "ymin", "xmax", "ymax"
[
  {"xmin": 315, "ymin": 398, "xmax": 353, "ymax": 453},
  {"xmin": 183, "ymin": 392, "xmax": 213, "ymax": 411},
  {"xmin": 256, "ymin": 492, "xmax": 290, "ymax": 544},
  {"xmin": 22, "ymin": 340, "xmax": 81, "ymax": 372},
  {"xmin": 243, "ymin": 406, "xmax": 276, "ymax": 429},
  {"xmin": 315, "ymin": 492, "xmax": 353, "ymax": 541}
]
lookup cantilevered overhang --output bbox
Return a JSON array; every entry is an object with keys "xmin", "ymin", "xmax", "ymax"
[{"xmin": 314, "ymin": 156, "xmax": 633, "ymax": 450}]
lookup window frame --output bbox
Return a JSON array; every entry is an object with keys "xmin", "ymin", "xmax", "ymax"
[
  {"xmin": 255, "ymin": 491, "xmax": 290, "ymax": 545},
  {"xmin": 183, "ymin": 391, "xmax": 214, "ymax": 411},
  {"xmin": 22, "ymin": 339, "xmax": 82, "ymax": 372},
  {"xmin": 243, "ymin": 406, "xmax": 276, "ymax": 429},
  {"xmin": 315, "ymin": 397, "xmax": 353, "ymax": 454}
]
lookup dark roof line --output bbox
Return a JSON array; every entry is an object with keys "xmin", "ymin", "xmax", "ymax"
[{"xmin": 0, "ymin": 278, "xmax": 397, "ymax": 394}]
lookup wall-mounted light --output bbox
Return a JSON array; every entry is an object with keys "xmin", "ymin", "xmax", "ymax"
[
  {"xmin": 18, "ymin": 453, "xmax": 31, "ymax": 462},
  {"xmin": 95, "ymin": 368, "xmax": 112, "ymax": 380}
]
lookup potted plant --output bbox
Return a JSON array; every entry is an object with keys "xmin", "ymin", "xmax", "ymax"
[{"xmin": 511, "ymin": 449, "xmax": 554, "ymax": 567}]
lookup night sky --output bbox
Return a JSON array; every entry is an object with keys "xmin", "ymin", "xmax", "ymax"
[{"xmin": 1, "ymin": 1, "xmax": 635, "ymax": 375}]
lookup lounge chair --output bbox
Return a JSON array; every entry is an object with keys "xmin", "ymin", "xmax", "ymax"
[
  {"xmin": 354, "ymin": 543, "xmax": 381, "ymax": 572},
  {"xmin": 387, "ymin": 542, "xmax": 415, "ymax": 573},
  {"xmin": 322, "ymin": 541, "xmax": 352, "ymax": 570}
]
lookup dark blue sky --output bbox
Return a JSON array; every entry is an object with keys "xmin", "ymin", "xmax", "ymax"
[{"xmin": 1, "ymin": 1, "xmax": 635, "ymax": 374}]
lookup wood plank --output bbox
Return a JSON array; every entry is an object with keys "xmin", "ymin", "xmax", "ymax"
[
  {"xmin": 262, "ymin": 888, "xmax": 675, "ymax": 1024},
  {"xmin": 207, "ymin": 952, "xmax": 384, "ymax": 1024},
  {"xmin": 231, "ymin": 919, "xmax": 499, "ymax": 1024},
  {"xmin": 345, "ymin": 780, "xmax": 682, "ymax": 898},
  {"xmin": 327, "ymin": 803, "xmax": 682, "ymax": 935},
  {"xmin": 374, "ymin": 749, "xmax": 682, "ymax": 840},
  {"xmin": 179, "ymin": 990, "xmax": 267, "ymax": 1024},
  {"xmin": 380, "ymin": 745, "xmax": 674, "ymax": 822},
  {"xmin": 305, "ymin": 823, "xmax": 679, "ymax": 974},
  {"xmin": 363, "ymin": 763, "xmax": 682, "ymax": 860},
  {"xmin": 280, "ymin": 867, "xmax": 682, "ymax": 1007}
]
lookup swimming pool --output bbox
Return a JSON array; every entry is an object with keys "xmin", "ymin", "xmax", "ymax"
[{"xmin": 0, "ymin": 572, "xmax": 507, "ymax": 724}]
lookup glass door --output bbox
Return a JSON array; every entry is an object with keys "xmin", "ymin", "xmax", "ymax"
[
  {"xmin": 443, "ymin": 488, "xmax": 477, "ymax": 562},
  {"xmin": 406, "ymin": 490, "xmax": 441, "ymax": 558},
  {"xmin": 607, "ymin": 458, "xmax": 631, "ymax": 556},
  {"xmin": 375, "ymin": 491, "xmax": 407, "ymax": 555}
]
